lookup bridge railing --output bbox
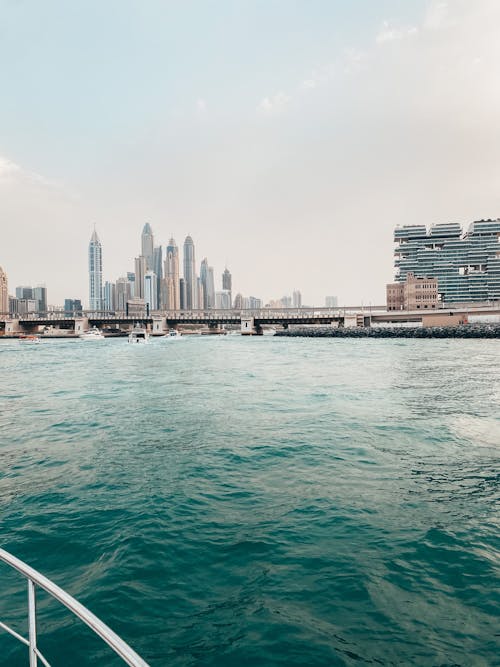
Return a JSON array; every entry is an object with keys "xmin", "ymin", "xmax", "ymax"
[{"xmin": 0, "ymin": 547, "xmax": 148, "ymax": 667}]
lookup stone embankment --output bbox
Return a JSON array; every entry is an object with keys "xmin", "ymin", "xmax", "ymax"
[{"xmin": 276, "ymin": 325, "xmax": 500, "ymax": 339}]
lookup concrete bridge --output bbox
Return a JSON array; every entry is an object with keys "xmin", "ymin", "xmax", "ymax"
[{"xmin": 1, "ymin": 303, "xmax": 499, "ymax": 336}]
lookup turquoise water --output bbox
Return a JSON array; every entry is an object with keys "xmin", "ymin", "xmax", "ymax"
[{"xmin": 0, "ymin": 336, "xmax": 499, "ymax": 666}]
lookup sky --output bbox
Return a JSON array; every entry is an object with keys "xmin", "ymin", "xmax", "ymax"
[{"xmin": 1, "ymin": 0, "xmax": 500, "ymax": 307}]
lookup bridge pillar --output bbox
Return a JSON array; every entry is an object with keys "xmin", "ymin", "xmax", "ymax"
[
  {"xmin": 74, "ymin": 317, "xmax": 89, "ymax": 334},
  {"xmin": 152, "ymin": 316, "xmax": 167, "ymax": 335},
  {"xmin": 5, "ymin": 319, "xmax": 21, "ymax": 335},
  {"xmin": 241, "ymin": 317, "xmax": 257, "ymax": 335}
]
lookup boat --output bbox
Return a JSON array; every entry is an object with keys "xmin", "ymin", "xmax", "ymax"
[
  {"xmin": 79, "ymin": 326, "xmax": 105, "ymax": 340},
  {"xmin": 18, "ymin": 334, "xmax": 41, "ymax": 344},
  {"xmin": 262, "ymin": 327, "xmax": 277, "ymax": 336},
  {"xmin": 163, "ymin": 329, "xmax": 182, "ymax": 339},
  {"xmin": 128, "ymin": 324, "xmax": 149, "ymax": 344}
]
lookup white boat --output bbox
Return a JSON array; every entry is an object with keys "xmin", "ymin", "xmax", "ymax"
[
  {"xmin": 163, "ymin": 329, "xmax": 182, "ymax": 339},
  {"xmin": 128, "ymin": 324, "xmax": 149, "ymax": 344},
  {"xmin": 18, "ymin": 334, "xmax": 41, "ymax": 345},
  {"xmin": 79, "ymin": 326, "xmax": 105, "ymax": 341},
  {"xmin": 262, "ymin": 327, "xmax": 277, "ymax": 336}
]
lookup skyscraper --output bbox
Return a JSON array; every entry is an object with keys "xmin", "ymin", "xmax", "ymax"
[
  {"xmin": 88, "ymin": 229, "xmax": 103, "ymax": 310},
  {"xmin": 103, "ymin": 281, "xmax": 116, "ymax": 310},
  {"xmin": 222, "ymin": 267, "xmax": 232, "ymax": 307},
  {"xmin": 34, "ymin": 286, "xmax": 47, "ymax": 313},
  {"xmin": 183, "ymin": 235, "xmax": 197, "ymax": 309},
  {"xmin": 200, "ymin": 258, "xmax": 215, "ymax": 309},
  {"xmin": 292, "ymin": 290, "xmax": 302, "ymax": 308},
  {"xmin": 164, "ymin": 238, "xmax": 180, "ymax": 310},
  {"xmin": 144, "ymin": 270, "xmax": 158, "ymax": 311},
  {"xmin": 116, "ymin": 277, "xmax": 131, "ymax": 312},
  {"xmin": 0, "ymin": 266, "xmax": 8, "ymax": 315},
  {"xmin": 141, "ymin": 223, "xmax": 154, "ymax": 270},
  {"xmin": 134, "ymin": 256, "xmax": 146, "ymax": 299},
  {"xmin": 222, "ymin": 267, "xmax": 232, "ymax": 292},
  {"xmin": 153, "ymin": 245, "xmax": 163, "ymax": 307}
]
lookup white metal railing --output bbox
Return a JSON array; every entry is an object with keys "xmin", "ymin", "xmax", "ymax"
[{"xmin": 0, "ymin": 548, "xmax": 149, "ymax": 666}]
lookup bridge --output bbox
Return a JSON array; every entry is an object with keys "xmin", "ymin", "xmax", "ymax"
[{"xmin": 1, "ymin": 303, "xmax": 499, "ymax": 336}]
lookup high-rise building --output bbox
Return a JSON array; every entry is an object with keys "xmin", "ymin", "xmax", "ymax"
[
  {"xmin": 200, "ymin": 258, "xmax": 216, "ymax": 309},
  {"xmin": 292, "ymin": 290, "xmax": 302, "ymax": 308},
  {"xmin": 179, "ymin": 278, "xmax": 186, "ymax": 309},
  {"xmin": 116, "ymin": 277, "xmax": 131, "ymax": 312},
  {"xmin": 183, "ymin": 235, "xmax": 197, "ymax": 309},
  {"xmin": 144, "ymin": 270, "xmax": 158, "ymax": 311},
  {"xmin": 127, "ymin": 272, "xmax": 136, "ymax": 298},
  {"xmin": 153, "ymin": 246, "xmax": 163, "ymax": 306},
  {"xmin": 325, "ymin": 296, "xmax": 338, "ymax": 308},
  {"xmin": 16, "ymin": 286, "xmax": 33, "ymax": 300},
  {"xmin": 243, "ymin": 296, "xmax": 262, "ymax": 309},
  {"xmin": 393, "ymin": 220, "xmax": 500, "ymax": 302},
  {"xmin": 233, "ymin": 293, "xmax": 243, "ymax": 310},
  {"xmin": 222, "ymin": 267, "xmax": 232, "ymax": 305},
  {"xmin": 215, "ymin": 290, "xmax": 232, "ymax": 309},
  {"xmin": 34, "ymin": 286, "xmax": 47, "ymax": 313},
  {"xmin": 134, "ymin": 256, "xmax": 146, "ymax": 299},
  {"xmin": 0, "ymin": 267, "xmax": 8, "ymax": 314},
  {"xmin": 88, "ymin": 229, "xmax": 103, "ymax": 310},
  {"xmin": 164, "ymin": 238, "xmax": 180, "ymax": 310},
  {"xmin": 103, "ymin": 281, "xmax": 116, "ymax": 311},
  {"xmin": 64, "ymin": 298, "xmax": 82, "ymax": 314},
  {"xmin": 141, "ymin": 223, "xmax": 154, "ymax": 271}
]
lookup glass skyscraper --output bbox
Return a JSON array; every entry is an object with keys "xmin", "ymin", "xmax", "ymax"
[
  {"xmin": 394, "ymin": 220, "xmax": 500, "ymax": 303},
  {"xmin": 183, "ymin": 236, "xmax": 197, "ymax": 309},
  {"xmin": 88, "ymin": 229, "xmax": 103, "ymax": 310}
]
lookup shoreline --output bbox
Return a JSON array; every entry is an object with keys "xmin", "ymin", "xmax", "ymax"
[{"xmin": 276, "ymin": 324, "xmax": 500, "ymax": 338}]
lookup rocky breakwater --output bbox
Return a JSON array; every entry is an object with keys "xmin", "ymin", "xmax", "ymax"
[{"xmin": 276, "ymin": 324, "xmax": 500, "ymax": 339}]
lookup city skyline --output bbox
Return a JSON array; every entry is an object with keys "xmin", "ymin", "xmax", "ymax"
[{"xmin": 1, "ymin": 1, "xmax": 500, "ymax": 305}]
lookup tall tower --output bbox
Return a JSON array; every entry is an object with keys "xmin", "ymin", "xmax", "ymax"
[
  {"xmin": 134, "ymin": 256, "xmax": 146, "ymax": 299},
  {"xmin": 88, "ymin": 229, "xmax": 103, "ymax": 310},
  {"xmin": 141, "ymin": 223, "xmax": 154, "ymax": 270},
  {"xmin": 222, "ymin": 267, "xmax": 232, "ymax": 306},
  {"xmin": 183, "ymin": 235, "xmax": 197, "ymax": 309},
  {"xmin": 153, "ymin": 245, "xmax": 163, "ymax": 307},
  {"xmin": 0, "ymin": 266, "xmax": 8, "ymax": 315},
  {"xmin": 200, "ymin": 259, "xmax": 216, "ymax": 309},
  {"xmin": 164, "ymin": 238, "xmax": 180, "ymax": 309}
]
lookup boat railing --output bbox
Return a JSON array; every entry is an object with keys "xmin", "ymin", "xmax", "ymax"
[{"xmin": 0, "ymin": 547, "xmax": 149, "ymax": 666}]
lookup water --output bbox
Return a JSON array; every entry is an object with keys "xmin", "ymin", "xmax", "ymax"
[{"xmin": 0, "ymin": 336, "xmax": 499, "ymax": 666}]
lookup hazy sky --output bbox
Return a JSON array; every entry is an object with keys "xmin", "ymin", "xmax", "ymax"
[{"xmin": 1, "ymin": 0, "xmax": 499, "ymax": 307}]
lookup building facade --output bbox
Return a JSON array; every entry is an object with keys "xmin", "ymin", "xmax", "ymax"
[
  {"xmin": 144, "ymin": 270, "xmax": 158, "ymax": 311},
  {"xmin": 183, "ymin": 236, "xmax": 197, "ymax": 309},
  {"xmin": 164, "ymin": 238, "xmax": 180, "ymax": 310},
  {"xmin": 141, "ymin": 223, "xmax": 154, "ymax": 271},
  {"xmin": 387, "ymin": 273, "xmax": 439, "ymax": 310},
  {"xmin": 134, "ymin": 256, "xmax": 146, "ymax": 299},
  {"xmin": 0, "ymin": 267, "xmax": 8, "ymax": 315},
  {"xmin": 88, "ymin": 230, "xmax": 103, "ymax": 310},
  {"xmin": 394, "ymin": 220, "xmax": 500, "ymax": 303}
]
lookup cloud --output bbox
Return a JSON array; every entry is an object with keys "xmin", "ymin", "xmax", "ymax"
[
  {"xmin": 257, "ymin": 91, "xmax": 291, "ymax": 114},
  {"xmin": 376, "ymin": 21, "xmax": 418, "ymax": 44},
  {"xmin": 0, "ymin": 154, "xmax": 61, "ymax": 190}
]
